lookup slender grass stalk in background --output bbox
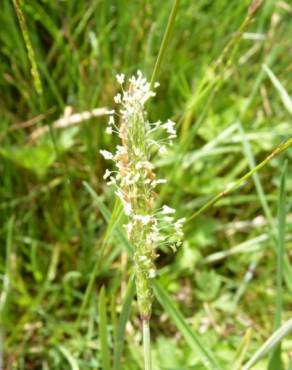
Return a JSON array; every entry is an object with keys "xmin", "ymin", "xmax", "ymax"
[
  {"xmin": 0, "ymin": 217, "xmax": 14, "ymax": 370},
  {"xmin": 113, "ymin": 278, "xmax": 135, "ymax": 370},
  {"xmin": 142, "ymin": 320, "xmax": 152, "ymax": 370},
  {"xmin": 232, "ymin": 328, "xmax": 252, "ymax": 370},
  {"xmin": 11, "ymin": 0, "xmax": 43, "ymax": 97},
  {"xmin": 262, "ymin": 64, "xmax": 292, "ymax": 115},
  {"xmin": 57, "ymin": 345, "xmax": 79, "ymax": 370},
  {"xmin": 268, "ymin": 161, "xmax": 287, "ymax": 370},
  {"xmin": 100, "ymin": 72, "xmax": 184, "ymax": 370},
  {"xmin": 238, "ymin": 123, "xmax": 274, "ymax": 228},
  {"xmin": 99, "ymin": 287, "xmax": 111, "ymax": 370},
  {"xmin": 237, "ymin": 125, "xmax": 292, "ymax": 291},
  {"xmin": 150, "ymin": 0, "xmax": 181, "ymax": 89},
  {"xmin": 76, "ymin": 193, "xmax": 124, "ymax": 324}
]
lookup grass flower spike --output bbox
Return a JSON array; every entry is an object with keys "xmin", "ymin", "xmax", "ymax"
[
  {"xmin": 101, "ymin": 71, "xmax": 184, "ymax": 318},
  {"xmin": 100, "ymin": 71, "xmax": 184, "ymax": 369}
]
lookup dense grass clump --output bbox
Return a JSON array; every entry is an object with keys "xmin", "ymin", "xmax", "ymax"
[{"xmin": 0, "ymin": 1, "xmax": 291, "ymax": 369}]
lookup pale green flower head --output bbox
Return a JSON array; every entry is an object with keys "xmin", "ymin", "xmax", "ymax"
[{"xmin": 100, "ymin": 71, "xmax": 184, "ymax": 320}]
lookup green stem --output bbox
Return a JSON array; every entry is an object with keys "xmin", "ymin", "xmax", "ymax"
[
  {"xmin": 12, "ymin": 0, "xmax": 43, "ymax": 97},
  {"xmin": 150, "ymin": 0, "xmax": 180, "ymax": 89},
  {"xmin": 143, "ymin": 320, "xmax": 152, "ymax": 370}
]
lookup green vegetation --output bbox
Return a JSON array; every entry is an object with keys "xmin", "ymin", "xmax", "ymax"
[{"xmin": 0, "ymin": 0, "xmax": 291, "ymax": 369}]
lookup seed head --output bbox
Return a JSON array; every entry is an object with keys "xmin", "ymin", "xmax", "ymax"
[{"xmin": 100, "ymin": 71, "xmax": 185, "ymax": 320}]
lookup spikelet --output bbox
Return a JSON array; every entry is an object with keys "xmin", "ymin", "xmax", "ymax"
[{"xmin": 100, "ymin": 71, "xmax": 185, "ymax": 321}]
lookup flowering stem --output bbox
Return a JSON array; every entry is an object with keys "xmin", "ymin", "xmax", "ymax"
[
  {"xmin": 143, "ymin": 320, "xmax": 152, "ymax": 370},
  {"xmin": 100, "ymin": 72, "xmax": 184, "ymax": 370}
]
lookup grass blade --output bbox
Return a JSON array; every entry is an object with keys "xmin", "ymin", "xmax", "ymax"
[
  {"xmin": 150, "ymin": 0, "xmax": 181, "ymax": 88},
  {"xmin": 57, "ymin": 345, "xmax": 79, "ymax": 370},
  {"xmin": 83, "ymin": 181, "xmax": 132, "ymax": 253},
  {"xmin": 99, "ymin": 286, "xmax": 111, "ymax": 370},
  {"xmin": 12, "ymin": 0, "xmax": 43, "ymax": 96},
  {"xmin": 83, "ymin": 182, "xmax": 136, "ymax": 368},
  {"xmin": 232, "ymin": 328, "xmax": 252, "ymax": 370},
  {"xmin": 113, "ymin": 278, "xmax": 135, "ymax": 370},
  {"xmin": 153, "ymin": 282, "xmax": 221, "ymax": 370},
  {"xmin": 242, "ymin": 319, "xmax": 292, "ymax": 370},
  {"xmin": 77, "ymin": 182, "xmax": 132, "ymax": 322},
  {"xmin": 237, "ymin": 123, "xmax": 274, "ymax": 227},
  {"xmin": 0, "ymin": 217, "xmax": 14, "ymax": 321},
  {"xmin": 0, "ymin": 217, "xmax": 14, "ymax": 370},
  {"xmin": 262, "ymin": 64, "xmax": 292, "ymax": 114},
  {"xmin": 268, "ymin": 161, "xmax": 287, "ymax": 369}
]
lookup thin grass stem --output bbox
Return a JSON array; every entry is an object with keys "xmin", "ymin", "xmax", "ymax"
[
  {"xmin": 150, "ymin": 0, "xmax": 180, "ymax": 89},
  {"xmin": 143, "ymin": 320, "xmax": 152, "ymax": 370},
  {"xmin": 12, "ymin": 0, "xmax": 43, "ymax": 97}
]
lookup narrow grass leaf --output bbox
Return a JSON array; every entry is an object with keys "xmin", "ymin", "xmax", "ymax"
[
  {"xmin": 150, "ymin": 0, "xmax": 181, "ymax": 89},
  {"xmin": 232, "ymin": 328, "xmax": 252, "ymax": 370},
  {"xmin": 113, "ymin": 278, "xmax": 135, "ymax": 370},
  {"xmin": 83, "ymin": 181, "xmax": 132, "ymax": 253},
  {"xmin": 268, "ymin": 161, "xmax": 287, "ymax": 370},
  {"xmin": 83, "ymin": 181, "xmax": 111, "ymax": 221},
  {"xmin": 153, "ymin": 282, "xmax": 221, "ymax": 370},
  {"xmin": 204, "ymin": 234, "xmax": 268, "ymax": 263},
  {"xmin": 242, "ymin": 319, "xmax": 292, "ymax": 370},
  {"xmin": 238, "ymin": 124, "xmax": 292, "ymax": 293},
  {"xmin": 262, "ymin": 64, "xmax": 292, "ymax": 114},
  {"xmin": 57, "ymin": 345, "xmax": 79, "ymax": 370},
  {"xmin": 12, "ymin": 0, "xmax": 43, "ymax": 96},
  {"xmin": 77, "ymin": 183, "xmax": 130, "ymax": 321},
  {"xmin": 237, "ymin": 122, "xmax": 274, "ymax": 227},
  {"xmin": 99, "ymin": 286, "xmax": 111, "ymax": 370},
  {"xmin": 0, "ymin": 217, "xmax": 14, "ymax": 370},
  {"xmin": 0, "ymin": 217, "xmax": 14, "ymax": 320}
]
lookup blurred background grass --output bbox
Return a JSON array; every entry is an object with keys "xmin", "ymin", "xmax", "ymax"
[{"xmin": 0, "ymin": 0, "xmax": 292, "ymax": 369}]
